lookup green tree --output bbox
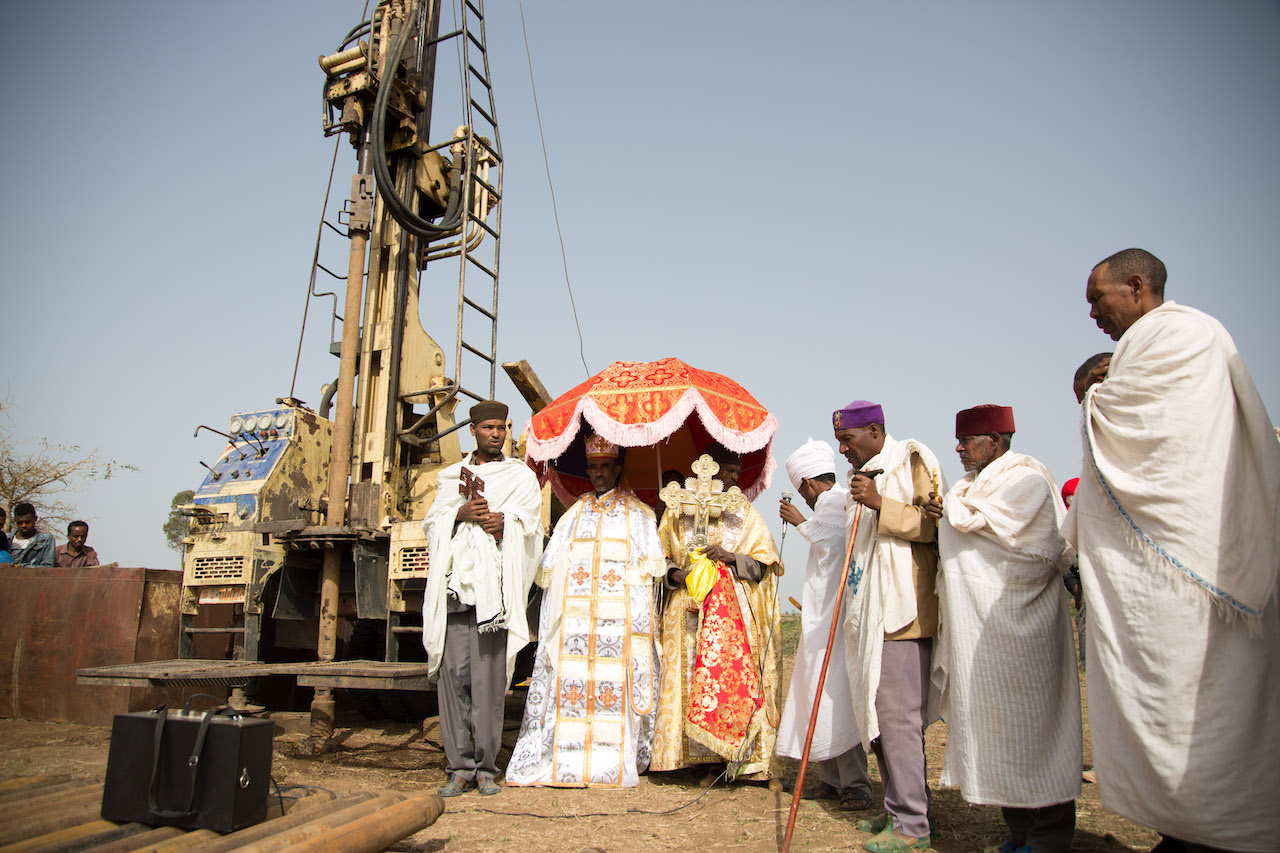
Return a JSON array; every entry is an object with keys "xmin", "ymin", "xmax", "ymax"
[{"xmin": 163, "ymin": 489, "xmax": 196, "ymax": 566}]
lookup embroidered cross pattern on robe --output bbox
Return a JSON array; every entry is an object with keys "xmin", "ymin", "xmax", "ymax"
[{"xmin": 506, "ymin": 489, "xmax": 666, "ymax": 788}]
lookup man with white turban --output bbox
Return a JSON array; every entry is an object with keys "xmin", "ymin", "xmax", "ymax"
[{"xmin": 776, "ymin": 439, "xmax": 873, "ymax": 811}]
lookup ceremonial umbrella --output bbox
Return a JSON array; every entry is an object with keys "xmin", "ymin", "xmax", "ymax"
[{"xmin": 524, "ymin": 357, "xmax": 778, "ymax": 506}]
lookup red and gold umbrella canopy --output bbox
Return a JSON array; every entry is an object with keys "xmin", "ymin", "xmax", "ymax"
[{"xmin": 525, "ymin": 357, "xmax": 778, "ymax": 505}]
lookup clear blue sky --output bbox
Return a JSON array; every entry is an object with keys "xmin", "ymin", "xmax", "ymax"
[{"xmin": 2, "ymin": 1, "xmax": 1277, "ymax": 612}]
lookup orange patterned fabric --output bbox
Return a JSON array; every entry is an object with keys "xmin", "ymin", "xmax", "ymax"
[
  {"xmin": 685, "ymin": 563, "xmax": 764, "ymax": 756},
  {"xmin": 531, "ymin": 357, "xmax": 770, "ymax": 440}
]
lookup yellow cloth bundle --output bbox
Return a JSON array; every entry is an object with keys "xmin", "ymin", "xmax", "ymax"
[{"xmin": 685, "ymin": 548, "xmax": 719, "ymax": 604}]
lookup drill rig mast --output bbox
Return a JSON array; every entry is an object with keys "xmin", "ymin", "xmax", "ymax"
[{"xmin": 79, "ymin": 0, "xmax": 529, "ymax": 746}]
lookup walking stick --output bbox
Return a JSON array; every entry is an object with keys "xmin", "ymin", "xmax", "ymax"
[{"xmin": 781, "ymin": 501, "xmax": 864, "ymax": 853}]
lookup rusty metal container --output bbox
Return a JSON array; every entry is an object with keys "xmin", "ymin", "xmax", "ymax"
[{"xmin": 0, "ymin": 565, "xmax": 228, "ymax": 725}]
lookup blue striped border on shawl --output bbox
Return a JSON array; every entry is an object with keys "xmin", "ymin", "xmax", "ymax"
[{"xmin": 1085, "ymin": 425, "xmax": 1259, "ymax": 620}]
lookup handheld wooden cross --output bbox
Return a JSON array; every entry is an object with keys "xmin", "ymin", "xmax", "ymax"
[
  {"xmin": 459, "ymin": 467, "xmax": 485, "ymax": 500},
  {"xmin": 658, "ymin": 453, "xmax": 747, "ymax": 550}
]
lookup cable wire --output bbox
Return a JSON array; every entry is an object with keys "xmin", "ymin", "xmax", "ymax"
[
  {"xmin": 517, "ymin": 0, "xmax": 590, "ymax": 379},
  {"xmin": 290, "ymin": 135, "xmax": 345, "ymax": 398},
  {"xmin": 467, "ymin": 768, "xmax": 730, "ymax": 818}
]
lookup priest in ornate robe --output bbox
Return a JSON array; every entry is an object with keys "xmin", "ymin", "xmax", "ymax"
[
  {"xmin": 1065, "ymin": 248, "xmax": 1280, "ymax": 851},
  {"xmin": 650, "ymin": 445, "xmax": 784, "ymax": 784},
  {"xmin": 934, "ymin": 405, "xmax": 1080, "ymax": 853},
  {"xmin": 506, "ymin": 435, "xmax": 666, "ymax": 787}
]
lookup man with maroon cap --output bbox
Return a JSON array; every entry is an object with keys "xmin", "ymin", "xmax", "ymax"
[
  {"xmin": 932, "ymin": 405, "xmax": 1080, "ymax": 853},
  {"xmin": 422, "ymin": 400, "xmax": 544, "ymax": 797},
  {"xmin": 832, "ymin": 401, "xmax": 944, "ymax": 853}
]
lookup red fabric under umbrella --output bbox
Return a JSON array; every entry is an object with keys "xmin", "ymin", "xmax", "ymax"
[{"xmin": 524, "ymin": 357, "xmax": 778, "ymax": 506}]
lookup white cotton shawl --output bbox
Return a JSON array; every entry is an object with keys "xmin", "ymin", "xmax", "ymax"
[
  {"xmin": 1063, "ymin": 301, "xmax": 1280, "ymax": 634},
  {"xmin": 843, "ymin": 434, "xmax": 945, "ymax": 747},
  {"xmin": 944, "ymin": 452, "xmax": 1071, "ymax": 566},
  {"xmin": 421, "ymin": 457, "xmax": 544, "ymax": 682},
  {"xmin": 936, "ymin": 453, "xmax": 1081, "ymax": 807},
  {"xmin": 1061, "ymin": 302, "xmax": 1280, "ymax": 848}
]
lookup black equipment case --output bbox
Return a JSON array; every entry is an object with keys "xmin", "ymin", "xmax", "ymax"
[{"xmin": 100, "ymin": 695, "xmax": 274, "ymax": 833}]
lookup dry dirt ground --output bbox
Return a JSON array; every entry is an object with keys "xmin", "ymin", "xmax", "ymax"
[{"xmin": 0, "ymin": 619, "xmax": 1158, "ymax": 853}]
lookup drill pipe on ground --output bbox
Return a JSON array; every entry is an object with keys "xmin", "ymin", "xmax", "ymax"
[
  {"xmin": 218, "ymin": 793, "xmax": 404, "ymax": 853},
  {"xmin": 279, "ymin": 792, "xmax": 446, "ymax": 853},
  {"xmin": 77, "ymin": 825, "xmax": 184, "ymax": 853},
  {"xmin": 183, "ymin": 792, "xmax": 367, "ymax": 853}
]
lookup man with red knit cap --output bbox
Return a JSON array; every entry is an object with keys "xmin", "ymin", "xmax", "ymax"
[
  {"xmin": 932, "ymin": 405, "xmax": 1080, "ymax": 853},
  {"xmin": 832, "ymin": 400, "xmax": 944, "ymax": 853}
]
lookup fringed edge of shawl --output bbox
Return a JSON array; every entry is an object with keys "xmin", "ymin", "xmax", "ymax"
[
  {"xmin": 627, "ymin": 555, "xmax": 668, "ymax": 586},
  {"xmin": 476, "ymin": 612, "xmax": 510, "ymax": 634},
  {"xmin": 1084, "ymin": 444, "xmax": 1265, "ymax": 638}
]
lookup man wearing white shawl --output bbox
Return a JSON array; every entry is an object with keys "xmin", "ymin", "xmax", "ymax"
[
  {"xmin": 833, "ymin": 401, "xmax": 945, "ymax": 853},
  {"xmin": 934, "ymin": 405, "xmax": 1081, "ymax": 853},
  {"xmin": 1065, "ymin": 248, "xmax": 1280, "ymax": 852},
  {"xmin": 506, "ymin": 435, "xmax": 666, "ymax": 787},
  {"xmin": 776, "ymin": 439, "xmax": 873, "ymax": 811},
  {"xmin": 422, "ymin": 401, "xmax": 544, "ymax": 798}
]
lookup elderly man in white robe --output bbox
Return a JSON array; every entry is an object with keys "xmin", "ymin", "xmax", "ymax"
[
  {"xmin": 1066, "ymin": 248, "xmax": 1280, "ymax": 853},
  {"xmin": 777, "ymin": 439, "xmax": 873, "ymax": 811},
  {"xmin": 506, "ymin": 435, "xmax": 666, "ymax": 787},
  {"xmin": 930, "ymin": 405, "xmax": 1080, "ymax": 853},
  {"xmin": 422, "ymin": 400, "xmax": 544, "ymax": 798},
  {"xmin": 834, "ymin": 400, "xmax": 945, "ymax": 853}
]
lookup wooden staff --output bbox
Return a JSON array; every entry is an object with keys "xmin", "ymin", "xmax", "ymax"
[{"xmin": 781, "ymin": 500, "xmax": 865, "ymax": 853}]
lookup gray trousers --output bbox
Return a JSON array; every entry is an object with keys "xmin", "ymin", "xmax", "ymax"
[
  {"xmin": 871, "ymin": 638, "xmax": 932, "ymax": 839},
  {"xmin": 818, "ymin": 744, "xmax": 872, "ymax": 797},
  {"xmin": 439, "ymin": 604, "xmax": 507, "ymax": 781},
  {"xmin": 1003, "ymin": 801, "xmax": 1075, "ymax": 853}
]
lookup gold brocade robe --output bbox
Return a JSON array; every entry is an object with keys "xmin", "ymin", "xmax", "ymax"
[{"xmin": 650, "ymin": 500, "xmax": 783, "ymax": 778}]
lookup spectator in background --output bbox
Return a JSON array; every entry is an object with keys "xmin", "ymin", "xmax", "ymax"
[
  {"xmin": 0, "ymin": 506, "xmax": 9, "ymax": 554},
  {"xmin": 9, "ymin": 503, "xmax": 55, "ymax": 567},
  {"xmin": 1072, "ymin": 353, "xmax": 1111, "ymax": 404},
  {"xmin": 55, "ymin": 520, "xmax": 100, "ymax": 567}
]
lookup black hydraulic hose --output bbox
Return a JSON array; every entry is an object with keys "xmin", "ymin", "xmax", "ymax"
[
  {"xmin": 369, "ymin": 3, "xmax": 467, "ymax": 238},
  {"xmin": 338, "ymin": 20, "xmax": 372, "ymax": 51}
]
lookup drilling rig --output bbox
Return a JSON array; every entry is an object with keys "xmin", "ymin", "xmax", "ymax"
[{"xmin": 79, "ymin": 0, "xmax": 548, "ymax": 745}]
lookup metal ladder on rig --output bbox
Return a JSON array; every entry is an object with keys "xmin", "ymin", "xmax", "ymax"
[
  {"xmin": 422, "ymin": 0, "xmax": 503, "ymax": 410},
  {"xmin": 386, "ymin": 0, "xmax": 504, "ymax": 659}
]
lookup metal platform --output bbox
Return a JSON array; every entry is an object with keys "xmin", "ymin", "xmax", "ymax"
[{"xmin": 77, "ymin": 659, "xmax": 433, "ymax": 691}]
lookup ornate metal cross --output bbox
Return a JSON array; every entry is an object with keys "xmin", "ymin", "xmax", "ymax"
[
  {"xmin": 459, "ymin": 467, "xmax": 485, "ymax": 500},
  {"xmin": 658, "ymin": 453, "xmax": 747, "ymax": 549}
]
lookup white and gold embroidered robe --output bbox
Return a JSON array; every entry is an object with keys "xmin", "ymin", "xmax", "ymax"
[{"xmin": 506, "ymin": 488, "xmax": 666, "ymax": 787}]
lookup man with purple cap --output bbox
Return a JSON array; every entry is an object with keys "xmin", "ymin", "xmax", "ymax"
[
  {"xmin": 506, "ymin": 434, "xmax": 666, "ymax": 788},
  {"xmin": 422, "ymin": 400, "xmax": 544, "ymax": 797},
  {"xmin": 932, "ymin": 405, "xmax": 1080, "ymax": 853},
  {"xmin": 776, "ymin": 438, "xmax": 873, "ymax": 811},
  {"xmin": 832, "ymin": 401, "xmax": 944, "ymax": 853}
]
